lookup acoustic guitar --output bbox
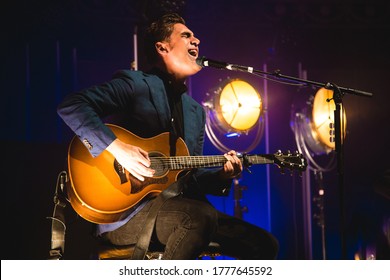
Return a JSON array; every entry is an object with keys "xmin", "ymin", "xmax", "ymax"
[{"xmin": 67, "ymin": 124, "xmax": 307, "ymax": 224}]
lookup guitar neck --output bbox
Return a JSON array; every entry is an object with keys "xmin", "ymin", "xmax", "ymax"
[{"xmin": 163, "ymin": 154, "xmax": 274, "ymax": 170}]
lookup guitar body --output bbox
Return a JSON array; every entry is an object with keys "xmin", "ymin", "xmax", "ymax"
[{"xmin": 67, "ymin": 124, "xmax": 189, "ymax": 224}]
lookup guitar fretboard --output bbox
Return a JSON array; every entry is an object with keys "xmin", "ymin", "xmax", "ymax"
[{"xmin": 150, "ymin": 155, "xmax": 275, "ymax": 170}]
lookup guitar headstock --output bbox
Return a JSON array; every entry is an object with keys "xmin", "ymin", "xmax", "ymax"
[
  {"xmin": 241, "ymin": 151, "xmax": 307, "ymax": 174},
  {"xmin": 273, "ymin": 150, "xmax": 307, "ymax": 173}
]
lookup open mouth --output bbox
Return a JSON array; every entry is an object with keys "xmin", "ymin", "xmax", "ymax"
[{"xmin": 188, "ymin": 49, "xmax": 198, "ymax": 58}]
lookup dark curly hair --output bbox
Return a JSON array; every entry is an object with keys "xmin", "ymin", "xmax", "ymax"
[{"xmin": 142, "ymin": 13, "xmax": 185, "ymax": 65}]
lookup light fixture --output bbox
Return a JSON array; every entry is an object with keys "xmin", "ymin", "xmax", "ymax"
[
  {"xmin": 291, "ymin": 87, "xmax": 347, "ymax": 171},
  {"xmin": 216, "ymin": 79, "xmax": 262, "ymax": 132},
  {"xmin": 311, "ymin": 87, "xmax": 347, "ymax": 151},
  {"xmin": 203, "ymin": 78, "xmax": 264, "ymax": 153},
  {"xmin": 291, "ymin": 86, "xmax": 348, "ymax": 260}
]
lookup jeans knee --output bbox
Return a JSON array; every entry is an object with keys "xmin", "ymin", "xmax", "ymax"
[{"xmin": 183, "ymin": 202, "xmax": 218, "ymax": 238}]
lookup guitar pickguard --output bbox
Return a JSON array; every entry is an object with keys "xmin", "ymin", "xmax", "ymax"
[{"xmin": 113, "ymin": 159, "xmax": 128, "ymax": 184}]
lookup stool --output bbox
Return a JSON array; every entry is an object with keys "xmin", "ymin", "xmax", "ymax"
[
  {"xmin": 96, "ymin": 243, "xmax": 163, "ymax": 260},
  {"xmin": 96, "ymin": 241, "xmax": 223, "ymax": 260},
  {"xmin": 197, "ymin": 242, "xmax": 222, "ymax": 259}
]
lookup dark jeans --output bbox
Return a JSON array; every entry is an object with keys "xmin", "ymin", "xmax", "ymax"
[{"xmin": 102, "ymin": 195, "xmax": 279, "ymax": 260}]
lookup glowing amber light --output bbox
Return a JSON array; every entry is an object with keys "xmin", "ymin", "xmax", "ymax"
[
  {"xmin": 216, "ymin": 80, "xmax": 262, "ymax": 132},
  {"xmin": 312, "ymin": 87, "xmax": 347, "ymax": 150}
]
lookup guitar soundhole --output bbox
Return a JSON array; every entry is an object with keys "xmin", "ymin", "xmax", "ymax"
[{"xmin": 149, "ymin": 152, "xmax": 168, "ymax": 177}]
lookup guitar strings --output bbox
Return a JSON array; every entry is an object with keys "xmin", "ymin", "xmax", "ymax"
[
  {"xmin": 148, "ymin": 154, "xmax": 304, "ymax": 169},
  {"xmin": 148, "ymin": 155, "xmax": 278, "ymax": 164}
]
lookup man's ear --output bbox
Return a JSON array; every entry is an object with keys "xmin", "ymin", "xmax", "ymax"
[{"xmin": 155, "ymin": 42, "xmax": 168, "ymax": 54}]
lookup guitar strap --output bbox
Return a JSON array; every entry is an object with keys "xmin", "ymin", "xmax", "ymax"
[
  {"xmin": 131, "ymin": 175, "xmax": 187, "ymax": 259},
  {"xmin": 48, "ymin": 171, "xmax": 68, "ymax": 260}
]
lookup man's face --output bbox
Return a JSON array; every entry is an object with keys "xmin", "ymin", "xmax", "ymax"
[{"xmin": 159, "ymin": 23, "xmax": 202, "ymax": 80}]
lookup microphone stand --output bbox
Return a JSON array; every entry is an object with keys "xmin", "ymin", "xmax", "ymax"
[{"xmin": 216, "ymin": 62, "xmax": 373, "ymax": 259}]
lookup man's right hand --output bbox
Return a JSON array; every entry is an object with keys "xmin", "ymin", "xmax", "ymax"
[{"xmin": 106, "ymin": 138, "xmax": 155, "ymax": 181}]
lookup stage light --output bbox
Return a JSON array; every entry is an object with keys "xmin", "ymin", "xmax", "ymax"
[
  {"xmin": 216, "ymin": 79, "xmax": 262, "ymax": 132},
  {"xmin": 291, "ymin": 87, "xmax": 347, "ymax": 171},
  {"xmin": 311, "ymin": 87, "xmax": 347, "ymax": 152},
  {"xmin": 203, "ymin": 78, "xmax": 264, "ymax": 153}
]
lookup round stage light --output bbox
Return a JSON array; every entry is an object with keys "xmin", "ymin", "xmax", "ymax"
[
  {"xmin": 311, "ymin": 87, "xmax": 347, "ymax": 153},
  {"xmin": 215, "ymin": 79, "xmax": 262, "ymax": 132},
  {"xmin": 203, "ymin": 78, "xmax": 264, "ymax": 153},
  {"xmin": 291, "ymin": 87, "xmax": 347, "ymax": 171}
]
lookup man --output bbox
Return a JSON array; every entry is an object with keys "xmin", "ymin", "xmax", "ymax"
[{"xmin": 57, "ymin": 13, "xmax": 278, "ymax": 259}]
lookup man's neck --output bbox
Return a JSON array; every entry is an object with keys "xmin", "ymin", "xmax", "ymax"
[{"xmin": 154, "ymin": 63, "xmax": 187, "ymax": 84}]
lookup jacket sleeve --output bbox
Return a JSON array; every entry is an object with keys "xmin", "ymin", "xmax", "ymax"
[
  {"xmin": 192, "ymin": 169, "xmax": 233, "ymax": 196},
  {"xmin": 57, "ymin": 70, "xmax": 139, "ymax": 157}
]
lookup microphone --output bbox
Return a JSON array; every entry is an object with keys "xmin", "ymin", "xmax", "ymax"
[{"xmin": 196, "ymin": 56, "xmax": 254, "ymax": 73}]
